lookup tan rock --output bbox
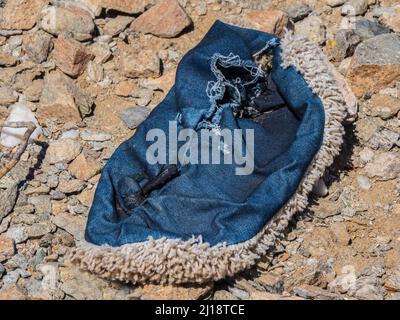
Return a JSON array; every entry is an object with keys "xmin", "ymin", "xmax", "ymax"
[
  {"xmin": 53, "ymin": 37, "xmax": 94, "ymax": 78},
  {"xmin": 103, "ymin": 15, "xmax": 133, "ymax": 36},
  {"xmin": 256, "ymin": 272, "xmax": 284, "ymax": 292},
  {"xmin": 0, "ymin": 234, "xmax": 15, "ymax": 262},
  {"xmin": 133, "ymin": 283, "xmax": 213, "ymax": 300},
  {"xmin": 329, "ymin": 222, "xmax": 351, "ymax": 246},
  {"xmin": 130, "ymin": 0, "xmax": 192, "ymax": 38},
  {"xmin": 326, "ymin": 58, "xmax": 358, "ymax": 123},
  {"xmin": 22, "ymin": 30, "xmax": 53, "ymax": 64},
  {"xmin": 77, "ymin": 188, "xmax": 95, "ymax": 207},
  {"xmin": 380, "ymin": 5, "xmax": 400, "ymax": 32},
  {"xmin": 41, "ymin": 6, "xmax": 95, "ymax": 41},
  {"xmin": 295, "ymin": 16, "xmax": 326, "ymax": 45},
  {"xmin": 69, "ymin": 153, "xmax": 102, "ymax": 181},
  {"xmin": 0, "ymin": 86, "xmax": 18, "ymax": 105},
  {"xmin": 0, "ymin": 52, "xmax": 17, "ymax": 67},
  {"xmin": 0, "ymin": 106, "xmax": 9, "ymax": 121},
  {"xmin": 93, "ymin": 0, "xmax": 152, "ymax": 14},
  {"xmin": 46, "ymin": 139, "xmax": 82, "ymax": 164},
  {"xmin": 0, "ymin": 285, "xmax": 28, "ymax": 300},
  {"xmin": 250, "ymin": 291, "xmax": 304, "ymax": 300},
  {"xmin": 37, "ymin": 71, "xmax": 93, "ymax": 124},
  {"xmin": 24, "ymin": 79, "xmax": 44, "ymax": 102},
  {"xmin": 87, "ymin": 61, "xmax": 104, "ymax": 83},
  {"xmin": 0, "ymin": 0, "xmax": 47, "ymax": 30},
  {"xmin": 369, "ymin": 93, "xmax": 400, "ymax": 120},
  {"xmin": 347, "ymin": 34, "xmax": 400, "ymax": 97},
  {"xmin": 52, "ymin": 212, "xmax": 86, "ymax": 241},
  {"xmin": 244, "ymin": 9, "xmax": 292, "ymax": 37}
]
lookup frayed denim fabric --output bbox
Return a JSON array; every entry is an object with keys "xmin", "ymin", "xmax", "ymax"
[{"xmin": 85, "ymin": 20, "xmax": 325, "ymax": 247}]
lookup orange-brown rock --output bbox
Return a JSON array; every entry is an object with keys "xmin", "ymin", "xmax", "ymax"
[
  {"xmin": 130, "ymin": 0, "xmax": 192, "ymax": 38},
  {"xmin": 0, "ymin": 0, "xmax": 47, "ymax": 30}
]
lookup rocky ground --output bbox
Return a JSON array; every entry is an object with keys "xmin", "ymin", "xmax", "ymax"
[{"xmin": 0, "ymin": 0, "xmax": 399, "ymax": 300}]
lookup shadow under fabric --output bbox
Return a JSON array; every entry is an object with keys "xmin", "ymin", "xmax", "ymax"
[{"xmin": 70, "ymin": 21, "xmax": 350, "ymax": 284}]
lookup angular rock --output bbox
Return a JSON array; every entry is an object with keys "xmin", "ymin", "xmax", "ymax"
[
  {"xmin": 256, "ymin": 272, "xmax": 284, "ymax": 294},
  {"xmin": 355, "ymin": 277, "xmax": 385, "ymax": 300},
  {"xmin": 120, "ymin": 47, "xmax": 160, "ymax": 79},
  {"xmin": 0, "ymin": 86, "xmax": 17, "ymax": 105},
  {"xmin": 249, "ymin": 291, "xmax": 304, "ymax": 300},
  {"xmin": 327, "ymin": 0, "xmax": 346, "ymax": 7},
  {"xmin": 0, "ymin": 0, "xmax": 47, "ymax": 30},
  {"xmin": 0, "ymin": 183, "xmax": 18, "ymax": 224},
  {"xmin": 53, "ymin": 37, "xmax": 94, "ymax": 78},
  {"xmin": 369, "ymin": 93, "xmax": 400, "ymax": 120},
  {"xmin": 69, "ymin": 153, "xmax": 102, "ymax": 181},
  {"xmin": 293, "ymin": 285, "xmax": 342, "ymax": 300},
  {"xmin": 46, "ymin": 139, "xmax": 82, "ymax": 164},
  {"xmin": 22, "ymin": 30, "xmax": 53, "ymax": 64},
  {"xmin": 385, "ymin": 267, "xmax": 400, "ymax": 292},
  {"xmin": 328, "ymin": 265, "xmax": 357, "ymax": 293},
  {"xmin": 119, "ymin": 106, "xmax": 151, "ymax": 129},
  {"xmin": 329, "ymin": 29, "xmax": 362, "ymax": 62},
  {"xmin": 27, "ymin": 222, "xmax": 56, "ymax": 239},
  {"xmin": 0, "ymin": 285, "xmax": 28, "ymax": 300},
  {"xmin": 368, "ymin": 128, "xmax": 399, "ymax": 151},
  {"xmin": 24, "ymin": 79, "xmax": 44, "ymax": 102},
  {"xmin": 86, "ymin": 61, "xmax": 104, "ymax": 83},
  {"xmin": 380, "ymin": 5, "xmax": 400, "ymax": 32},
  {"xmin": 80, "ymin": 129, "xmax": 112, "ymax": 142},
  {"xmin": 37, "ymin": 71, "xmax": 94, "ymax": 124},
  {"xmin": 0, "ymin": 52, "xmax": 17, "ymax": 67},
  {"xmin": 130, "ymin": 0, "xmax": 192, "ymax": 38},
  {"xmin": 353, "ymin": 19, "xmax": 391, "ymax": 41},
  {"xmin": 114, "ymin": 80, "xmax": 138, "ymax": 97},
  {"xmin": 242, "ymin": 9, "xmax": 292, "ymax": 37},
  {"xmin": 295, "ymin": 16, "xmax": 326, "ymax": 45},
  {"xmin": 213, "ymin": 290, "xmax": 239, "ymax": 300},
  {"xmin": 312, "ymin": 178, "xmax": 329, "ymax": 197},
  {"xmin": 0, "ymin": 235, "xmax": 15, "ymax": 262},
  {"xmin": 93, "ymin": 0, "xmax": 152, "ymax": 14},
  {"xmin": 286, "ymin": 3, "xmax": 312, "ymax": 22},
  {"xmin": 329, "ymin": 222, "xmax": 351, "ymax": 245},
  {"xmin": 89, "ymin": 42, "xmax": 112, "ymax": 64},
  {"xmin": 52, "ymin": 212, "xmax": 85, "ymax": 240},
  {"xmin": 133, "ymin": 283, "xmax": 213, "ymax": 300},
  {"xmin": 357, "ymin": 175, "xmax": 371, "ymax": 190},
  {"xmin": 41, "ymin": 5, "xmax": 95, "ymax": 41},
  {"xmin": 347, "ymin": 34, "xmax": 400, "ymax": 97},
  {"xmin": 58, "ymin": 179, "xmax": 85, "ymax": 194},
  {"xmin": 103, "ymin": 15, "xmax": 133, "ymax": 36},
  {"xmin": 364, "ymin": 152, "xmax": 400, "ymax": 181}
]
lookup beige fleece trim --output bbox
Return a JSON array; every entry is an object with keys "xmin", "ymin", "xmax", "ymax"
[{"xmin": 69, "ymin": 32, "xmax": 348, "ymax": 285}]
